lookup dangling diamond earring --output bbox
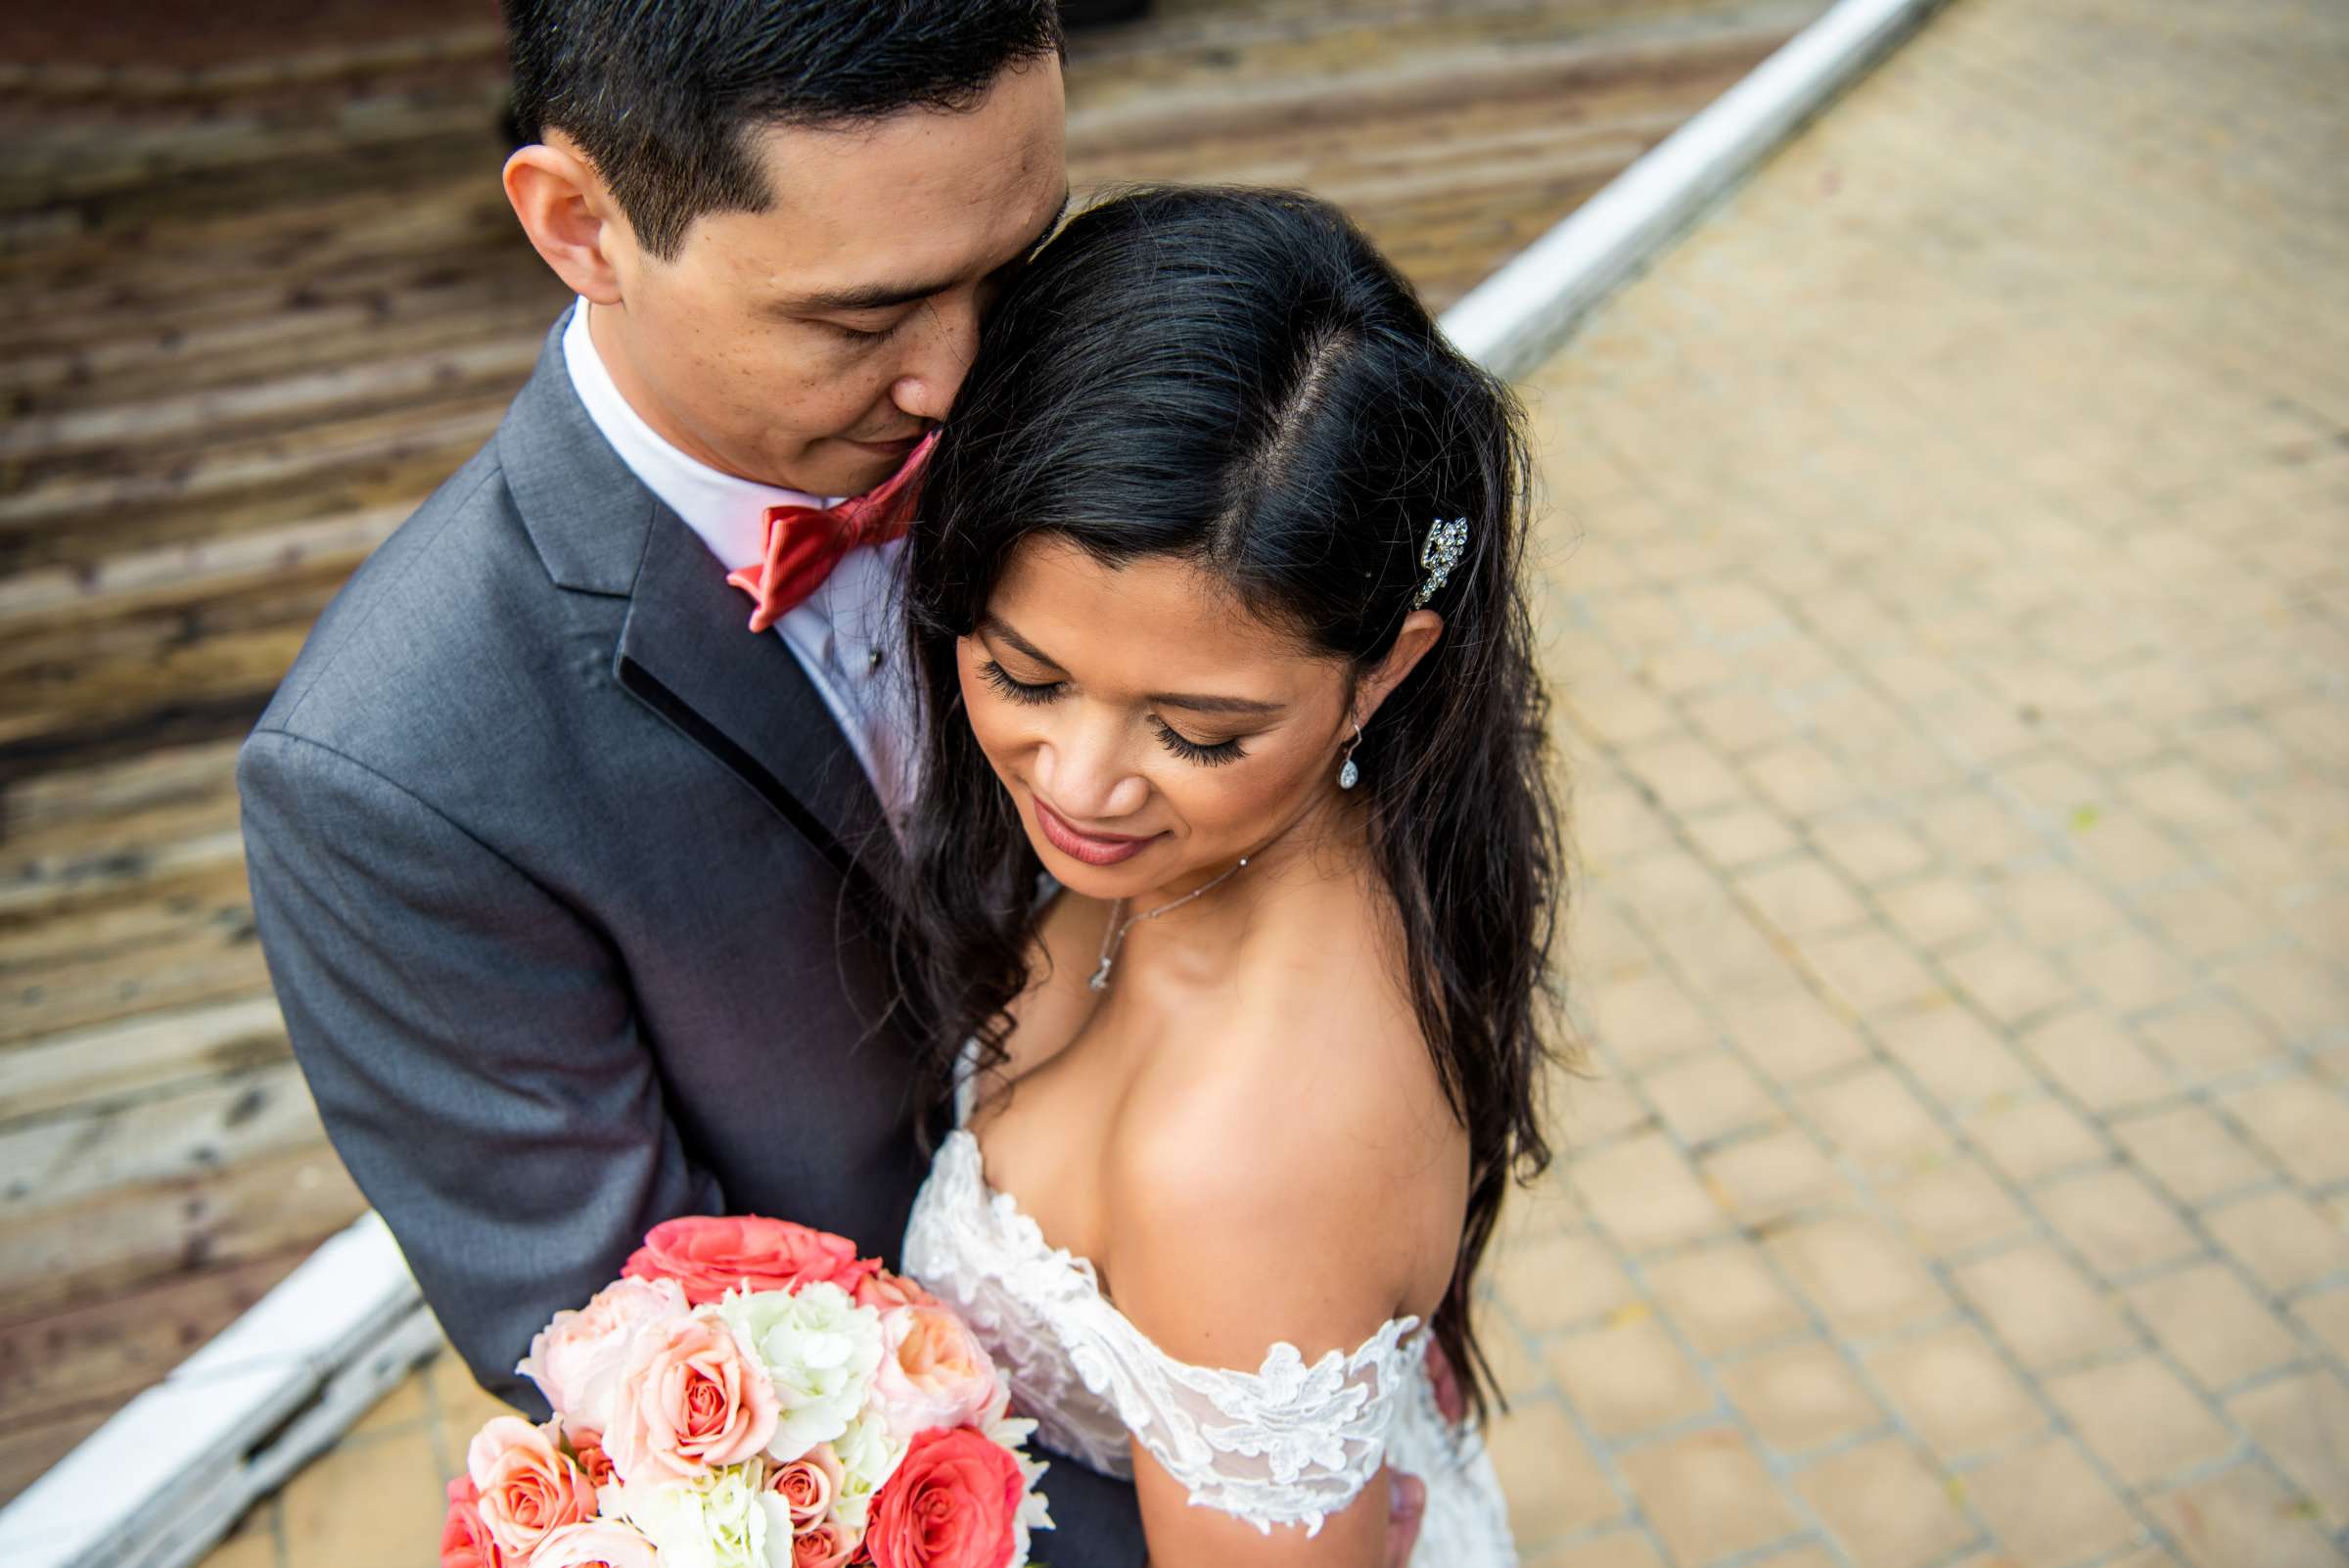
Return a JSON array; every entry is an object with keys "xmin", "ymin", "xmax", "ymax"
[{"xmin": 1338, "ymin": 720, "xmax": 1364, "ymax": 790}]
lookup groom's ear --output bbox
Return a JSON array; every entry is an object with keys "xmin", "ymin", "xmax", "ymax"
[{"xmin": 503, "ymin": 133, "xmax": 630, "ymax": 304}]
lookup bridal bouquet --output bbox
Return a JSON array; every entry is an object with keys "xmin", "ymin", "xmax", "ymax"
[{"xmin": 439, "ymin": 1216, "xmax": 1052, "ymax": 1568}]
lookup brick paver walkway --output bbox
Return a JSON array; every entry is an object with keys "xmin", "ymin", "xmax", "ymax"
[
  {"xmin": 198, "ymin": 1, "xmax": 2349, "ymax": 1564},
  {"xmin": 1481, "ymin": 1, "xmax": 2349, "ymax": 1565}
]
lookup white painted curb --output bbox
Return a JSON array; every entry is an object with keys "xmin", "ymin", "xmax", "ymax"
[
  {"xmin": 0, "ymin": 2, "xmax": 1944, "ymax": 1562},
  {"xmin": 0, "ymin": 1215, "xmax": 431, "ymax": 1568},
  {"xmin": 1443, "ymin": 0, "xmax": 1947, "ymax": 380}
]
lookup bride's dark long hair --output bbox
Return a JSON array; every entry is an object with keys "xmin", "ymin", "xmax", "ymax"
[{"xmin": 897, "ymin": 185, "xmax": 1564, "ymax": 1422}]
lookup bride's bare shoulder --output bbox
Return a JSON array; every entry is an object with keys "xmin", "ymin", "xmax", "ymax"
[{"xmin": 1102, "ymin": 926, "xmax": 1470, "ymax": 1349}]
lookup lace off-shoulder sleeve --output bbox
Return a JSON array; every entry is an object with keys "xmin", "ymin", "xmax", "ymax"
[{"xmin": 1064, "ymin": 1308, "xmax": 1426, "ymax": 1537}]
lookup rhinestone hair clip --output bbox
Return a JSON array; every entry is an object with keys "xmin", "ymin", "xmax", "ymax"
[{"xmin": 1412, "ymin": 516, "xmax": 1469, "ymax": 609}]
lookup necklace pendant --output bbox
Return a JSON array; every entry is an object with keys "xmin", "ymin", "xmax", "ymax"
[{"xmin": 1088, "ymin": 958, "xmax": 1113, "ymax": 992}]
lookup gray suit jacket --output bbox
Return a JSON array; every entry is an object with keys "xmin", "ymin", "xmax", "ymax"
[{"xmin": 239, "ymin": 314, "xmax": 1144, "ymax": 1564}]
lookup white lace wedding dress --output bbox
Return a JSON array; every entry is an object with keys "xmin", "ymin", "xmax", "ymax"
[{"xmin": 901, "ymin": 1068, "xmax": 1517, "ymax": 1564}]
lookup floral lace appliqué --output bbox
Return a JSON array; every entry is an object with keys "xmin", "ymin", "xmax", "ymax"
[{"xmin": 909, "ymin": 1051, "xmax": 1516, "ymax": 1560}]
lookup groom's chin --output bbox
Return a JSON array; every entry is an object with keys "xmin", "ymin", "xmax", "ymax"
[{"xmin": 776, "ymin": 442, "xmax": 897, "ymax": 499}]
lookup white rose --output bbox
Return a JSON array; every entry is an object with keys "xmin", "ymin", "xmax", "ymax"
[
  {"xmin": 601, "ymin": 1461, "xmax": 769, "ymax": 1568},
  {"xmin": 827, "ymin": 1407, "xmax": 911, "ymax": 1536},
  {"xmin": 984, "ymin": 1411, "xmax": 1055, "ymax": 1568},
  {"xmin": 717, "ymin": 1283, "xmax": 885, "ymax": 1463}
]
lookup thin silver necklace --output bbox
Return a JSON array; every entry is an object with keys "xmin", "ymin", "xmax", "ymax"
[{"xmin": 1088, "ymin": 856, "xmax": 1251, "ymax": 992}]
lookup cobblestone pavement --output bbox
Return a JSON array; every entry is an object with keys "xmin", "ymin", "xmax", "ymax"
[
  {"xmin": 199, "ymin": 0, "xmax": 2349, "ymax": 1564},
  {"xmin": 1480, "ymin": 0, "xmax": 2349, "ymax": 1564}
]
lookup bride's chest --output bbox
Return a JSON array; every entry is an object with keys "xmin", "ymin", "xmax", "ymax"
[{"xmin": 965, "ymin": 1038, "xmax": 1127, "ymax": 1287}]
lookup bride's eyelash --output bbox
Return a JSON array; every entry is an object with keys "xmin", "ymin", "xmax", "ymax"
[
  {"xmin": 979, "ymin": 660, "xmax": 1062, "ymax": 705},
  {"xmin": 982, "ymin": 660, "xmax": 1248, "ymax": 767},
  {"xmin": 1151, "ymin": 718, "xmax": 1247, "ymax": 767}
]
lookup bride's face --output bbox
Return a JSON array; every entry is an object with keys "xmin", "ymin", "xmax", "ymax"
[{"xmin": 956, "ymin": 534, "xmax": 1356, "ymax": 899}]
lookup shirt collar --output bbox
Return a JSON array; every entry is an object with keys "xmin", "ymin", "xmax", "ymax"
[{"xmin": 561, "ymin": 298, "xmax": 827, "ymax": 573}]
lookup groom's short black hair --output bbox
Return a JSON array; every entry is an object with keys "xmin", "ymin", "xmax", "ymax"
[{"xmin": 505, "ymin": 0, "xmax": 1065, "ymax": 259}]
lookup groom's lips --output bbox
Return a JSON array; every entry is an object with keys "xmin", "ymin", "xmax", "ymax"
[{"xmin": 1033, "ymin": 799, "xmax": 1161, "ymax": 867}]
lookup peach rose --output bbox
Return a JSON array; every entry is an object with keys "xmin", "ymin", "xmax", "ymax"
[
  {"xmin": 624, "ymin": 1215, "xmax": 880, "ymax": 1306},
  {"xmin": 854, "ymin": 1268, "xmax": 940, "ymax": 1312},
  {"xmin": 864, "ymin": 1427, "xmax": 1024, "ymax": 1568},
  {"xmin": 527, "ymin": 1519, "xmax": 660, "ymax": 1568},
  {"xmin": 791, "ymin": 1520, "xmax": 857, "ymax": 1568},
  {"xmin": 518, "ymin": 1276, "xmax": 690, "ymax": 1434},
  {"xmin": 769, "ymin": 1441, "xmax": 846, "ymax": 1531},
  {"xmin": 605, "ymin": 1307, "xmax": 779, "ymax": 1484},
  {"xmin": 565, "ymin": 1428, "xmax": 617, "ymax": 1489},
  {"xmin": 867, "ymin": 1306, "xmax": 1003, "ymax": 1442},
  {"xmin": 467, "ymin": 1417, "xmax": 598, "ymax": 1559},
  {"xmin": 440, "ymin": 1475, "xmax": 506, "ymax": 1568}
]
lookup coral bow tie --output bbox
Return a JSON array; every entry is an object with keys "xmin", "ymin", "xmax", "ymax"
[{"xmin": 726, "ymin": 431, "xmax": 937, "ymax": 634}]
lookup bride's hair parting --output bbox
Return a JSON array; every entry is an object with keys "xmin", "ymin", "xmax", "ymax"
[{"xmin": 897, "ymin": 185, "xmax": 1568, "ymax": 1425}]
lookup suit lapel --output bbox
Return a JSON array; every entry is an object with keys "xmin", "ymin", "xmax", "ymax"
[
  {"xmin": 496, "ymin": 310, "xmax": 898, "ymax": 896},
  {"xmin": 615, "ymin": 506, "xmax": 897, "ymax": 891}
]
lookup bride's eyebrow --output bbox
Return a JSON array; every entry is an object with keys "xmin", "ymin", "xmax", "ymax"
[
  {"xmin": 978, "ymin": 615, "xmax": 1061, "ymax": 669},
  {"xmin": 979, "ymin": 616, "xmax": 1282, "ymax": 717}
]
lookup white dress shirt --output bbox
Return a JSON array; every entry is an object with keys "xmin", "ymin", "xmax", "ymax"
[{"xmin": 562, "ymin": 300, "xmax": 918, "ymax": 829}]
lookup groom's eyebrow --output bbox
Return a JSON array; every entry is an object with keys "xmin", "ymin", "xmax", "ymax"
[
  {"xmin": 783, "ymin": 193, "xmax": 1071, "ymax": 316},
  {"xmin": 982, "ymin": 615, "xmax": 1284, "ymax": 717}
]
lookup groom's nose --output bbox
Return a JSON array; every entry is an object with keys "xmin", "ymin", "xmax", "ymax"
[{"xmin": 888, "ymin": 290, "xmax": 983, "ymax": 424}]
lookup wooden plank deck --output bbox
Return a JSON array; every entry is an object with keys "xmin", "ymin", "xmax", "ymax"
[{"xmin": 0, "ymin": 0, "xmax": 1826, "ymax": 1501}]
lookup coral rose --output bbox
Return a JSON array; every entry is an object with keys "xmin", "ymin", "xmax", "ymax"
[
  {"xmin": 605, "ymin": 1308, "xmax": 780, "ymax": 1484},
  {"xmin": 527, "ymin": 1519, "xmax": 660, "ymax": 1568},
  {"xmin": 854, "ymin": 1268, "xmax": 940, "ymax": 1312},
  {"xmin": 467, "ymin": 1417, "xmax": 598, "ymax": 1559},
  {"xmin": 867, "ymin": 1307, "xmax": 1003, "ymax": 1442},
  {"xmin": 769, "ymin": 1442, "xmax": 846, "ymax": 1531},
  {"xmin": 440, "ymin": 1474, "xmax": 506, "ymax": 1568},
  {"xmin": 864, "ymin": 1427, "xmax": 1025, "ymax": 1568},
  {"xmin": 624, "ymin": 1215, "xmax": 880, "ymax": 1306},
  {"xmin": 517, "ymin": 1275, "xmax": 689, "ymax": 1435}
]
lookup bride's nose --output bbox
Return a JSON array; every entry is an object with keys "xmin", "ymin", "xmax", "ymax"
[{"xmin": 1034, "ymin": 726, "xmax": 1150, "ymax": 822}]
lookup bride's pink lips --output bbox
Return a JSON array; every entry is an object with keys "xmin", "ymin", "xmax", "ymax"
[{"xmin": 1032, "ymin": 799, "xmax": 1161, "ymax": 867}]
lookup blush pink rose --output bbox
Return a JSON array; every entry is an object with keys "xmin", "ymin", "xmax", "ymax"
[
  {"xmin": 467, "ymin": 1417, "xmax": 598, "ymax": 1559},
  {"xmin": 518, "ymin": 1276, "xmax": 690, "ymax": 1434},
  {"xmin": 623, "ymin": 1215, "xmax": 880, "ymax": 1306},
  {"xmin": 854, "ymin": 1268, "xmax": 941, "ymax": 1312},
  {"xmin": 867, "ymin": 1306, "xmax": 1003, "ymax": 1442},
  {"xmin": 791, "ymin": 1521, "xmax": 857, "ymax": 1568},
  {"xmin": 865, "ymin": 1427, "xmax": 1024, "ymax": 1568},
  {"xmin": 526, "ymin": 1520, "xmax": 661, "ymax": 1568},
  {"xmin": 604, "ymin": 1307, "xmax": 779, "ymax": 1483},
  {"xmin": 768, "ymin": 1441, "xmax": 846, "ymax": 1531},
  {"xmin": 440, "ymin": 1475, "xmax": 506, "ymax": 1568}
]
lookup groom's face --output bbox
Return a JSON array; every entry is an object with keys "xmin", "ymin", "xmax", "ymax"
[{"xmin": 597, "ymin": 59, "xmax": 1067, "ymax": 497}]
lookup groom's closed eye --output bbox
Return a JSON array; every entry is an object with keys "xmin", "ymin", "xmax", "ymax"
[
  {"xmin": 782, "ymin": 191, "xmax": 1070, "ymax": 341},
  {"xmin": 820, "ymin": 312, "xmax": 905, "ymax": 344}
]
